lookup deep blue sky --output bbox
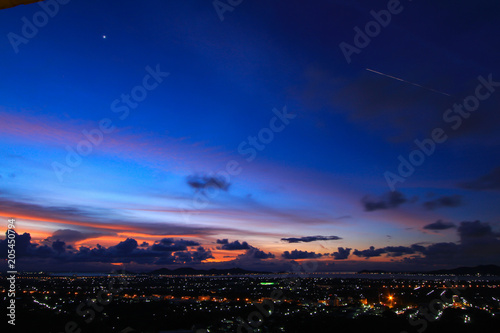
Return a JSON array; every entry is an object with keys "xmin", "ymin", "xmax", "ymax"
[{"xmin": 0, "ymin": 0, "xmax": 499, "ymax": 272}]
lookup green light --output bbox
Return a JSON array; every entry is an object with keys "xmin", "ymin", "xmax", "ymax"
[{"xmin": 260, "ymin": 282, "xmax": 276, "ymax": 285}]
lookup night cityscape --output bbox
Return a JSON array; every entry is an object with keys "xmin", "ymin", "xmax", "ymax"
[
  {"xmin": 1, "ymin": 0, "xmax": 500, "ymax": 332},
  {"xmin": 2, "ymin": 269, "xmax": 500, "ymax": 332}
]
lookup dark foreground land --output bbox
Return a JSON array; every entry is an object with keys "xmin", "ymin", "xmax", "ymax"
[{"xmin": 1, "ymin": 273, "xmax": 500, "ymax": 332}]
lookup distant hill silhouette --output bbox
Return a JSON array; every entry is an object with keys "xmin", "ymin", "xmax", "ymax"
[
  {"xmin": 149, "ymin": 267, "xmax": 260, "ymax": 275},
  {"xmin": 359, "ymin": 264, "xmax": 500, "ymax": 276},
  {"xmin": 427, "ymin": 264, "xmax": 500, "ymax": 275}
]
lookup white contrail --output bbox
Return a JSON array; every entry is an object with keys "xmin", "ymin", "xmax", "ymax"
[{"xmin": 365, "ymin": 68, "xmax": 451, "ymax": 97}]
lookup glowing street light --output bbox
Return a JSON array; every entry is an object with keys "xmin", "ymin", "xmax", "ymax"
[{"xmin": 388, "ymin": 295, "xmax": 394, "ymax": 308}]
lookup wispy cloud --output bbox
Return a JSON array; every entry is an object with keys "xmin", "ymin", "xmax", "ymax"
[
  {"xmin": 281, "ymin": 235, "xmax": 342, "ymax": 243},
  {"xmin": 362, "ymin": 191, "xmax": 408, "ymax": 212},
  {"xmin": 423, "ymin": 220, "xmax": 456, "ymax": 231},
  {"xmin": 423, "ymin": 195, "xmax": 463, "ymax": 210},
  {"xmin": 460, "ymin": 167, "xmax": 500, "ymax": 191}
]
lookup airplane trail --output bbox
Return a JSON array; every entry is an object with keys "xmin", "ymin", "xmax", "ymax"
[{"xmin": 365, "ymin": 68, "xmax": 451, "ymax": 97}]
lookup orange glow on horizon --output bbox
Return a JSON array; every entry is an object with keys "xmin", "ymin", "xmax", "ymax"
[{"xmin": 0, "ymin": 212, "xmax": 132, "ymax": 232}]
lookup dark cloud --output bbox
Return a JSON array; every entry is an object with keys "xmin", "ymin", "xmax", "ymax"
[
  {"xmin": 458, "ymin": 220, "xmax": 496, "ymax": 239},
  {"xmin": 151, "ymin": 238, "xmax": 200, "ymax": 252},
  {"xmin": 422, "ymin": 242, "xmax": 459, "ymax": 258},
  {"xmin": 332, "ymin": 247, "xmax": 351, "ymax": 260},
  {"xmin": 238, "ymin": 247, "xmax": 275, "ymax": 260},
  {"xmin": 353, "ymin": 245, "xmax": 423, "ymax": 258},
  {"xmin": 187, "ymin": 174, "xmax": 230, "ymax": 192},
  {"xmin": 0, "ymin": 231, "xmax": 32, "ymax": 257},
  {"xmin": 281, "ymin": 235, "xmax": 342, "ymax": 243},
  {"xmin": 383, "ymin": 246, "xmax": 417, "ymax": 257},
  {"xmin": 52, "ymin": 240, "xmax": 66, "ymax": 254},
  {"xmin": 410, "ymin": 244, "xmax": 427, "ymax": 253},
  {"xmin": 139, "ymin": 242, "xmax": 149, "ymax": 247},
  {"xmin": 76, "ymin": 239, "xmax": 213, "ymax": 265},
  {"xmin": 3, "ymin": 220, "xmax": 499, "ymax": 271},
  {"xmin": 216, "ymin": 239, "xmax": 228, "ymax": 244},
  {"xmin": 281, "ymin": 249, "xmax": 322, "ymax": 259},
  {"xmin": 251, "ymin": 249, "xmax": 275, "ymax": 259},
  {"xmin": 111, "ymin": 238, "xmax": 138, "ymax": 255},
  {"xmin": 174, "ymin": 247, "xmax": 214, "ymax": 263},
  {"xmin": 362, "ymin": 191, "xmax": 407, "ymax": 211},
  {"xmin": 460, "ymin": 167, "xmax": 500, "ymax": 190},
  {"xmin": 45, "ymin": 229, "xmax": 112, "ymax": 243},
  {"xmin": 423, "ymin": 195, "xmax": 463, "ymax": 210},
  {"xmin": 152, "ymin": 247, "xmax": 214, "ymax": 266},
  {"xmin": 340, "ymin": 221, "xmax": 500, "ymax": 267},
  {"xmin": 353, "ymin": 246, "xmax": 386, "ymax": 258},
  {"xmin": 33, "ymin": 244, "xmax": 58, "ymax": 258},
  {"xmin": 218, "ymin": 240, "xmax": 250, "ymax": 250},
  {"xmin": 399, "ymin": 242, "xmax": 461, "ymax": 266},
  {"xmin": 404, "ymin": 221, "xmax": 500, "ymax": 267},
  {"xmin": 151, "ymin": 255, "xmax": 175, "ymax": 265},
  {"xmin": 0, "ymin": 231, "xmax": 213, "ymax": 266},
  {"xmin": 454, "ymin": 221, "xmax": 500, "ymax": 262},
  {"xmin": 423, "ymin": 220, "xmax": 456, "ymax": 230},
  {"xmin": 0, "ymin": 231, "xmax": 67, "ymax": 259}
]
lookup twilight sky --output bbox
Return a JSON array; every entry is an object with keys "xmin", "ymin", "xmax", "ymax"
[{"xmin": 1, "ymin": 0, "xmax": 500, "ymax": 272}]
